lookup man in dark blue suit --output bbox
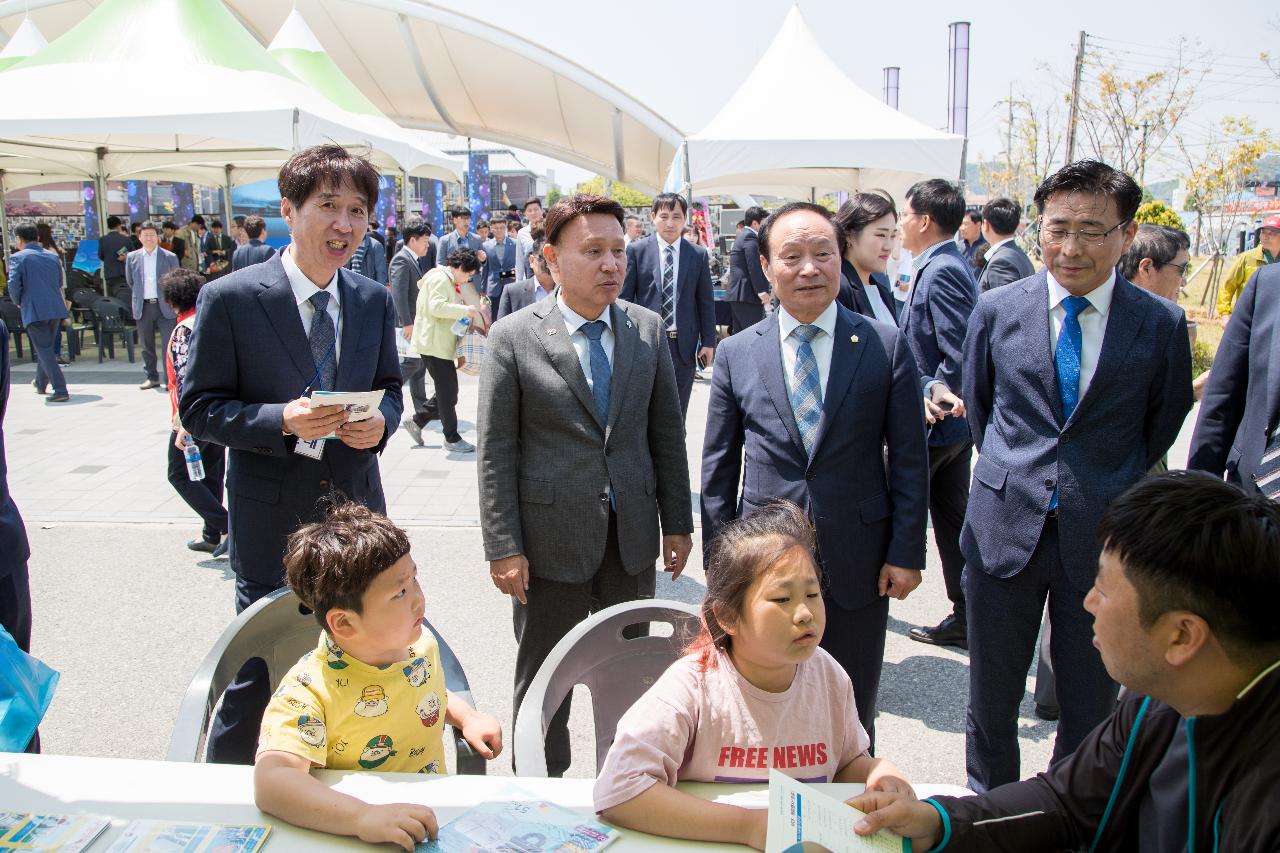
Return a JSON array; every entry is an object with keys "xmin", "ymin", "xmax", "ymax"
[
  {"xmin": 230, "ymin": 215, "xmax": 277, "ymax": 272},
  {"xmin": 483, "ymin": 218, "xmax": 518, "ymax": 309},
  {"xmin": 1188, "ymin": 263, "xmax": 1280, "ymax": 494},
  {"xmin": 725, "ymin": 206, "xmax": 770, "ymax": 336},
  {"xmin": 620, "ymin": 192, "xmax": 716, "ymax": 419},
  {"xmin": 701, "ymin": 202, "xmax": 929, "ymax": 747},
  {"xmin": 897, "ymin": 180, "xmax": 976, "ymax": 650},
  {"xmin": 7, "ymin": 225, "xmax": 70, "ymax": 402},
  {"xmin": 180, "ymin": 145, "xmax": 404, "ymax": 764},
  {"xmin": 961, "ymin": 160, "xmax": 1193, "ymax": 791}
]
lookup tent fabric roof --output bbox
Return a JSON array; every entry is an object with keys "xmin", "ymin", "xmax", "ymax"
[
  {"xmin": 0, "ymin": 0, "xmax": 462, "ymax": 187},
  {"xmin": 0, "ymin": 0, "xmax": 685, "ymax": 193},
  {"xmin": 0, "ymin": 16, "xmax": 45, "ymax": 71},
  {"xmin": 682, "ymin": 6, "xmax": 964, "ymax": 199}
]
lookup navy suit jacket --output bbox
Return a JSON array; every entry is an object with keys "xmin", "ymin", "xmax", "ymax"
[
  {"xmin": 484, "ymin": 237, "xmax": 517, "ymax": 287},
  {"xmin": 232, "ymin": 239, "xmax": 278, "ymax": 272},
  {"xmin": 961, "ymin": 271, "xmax": 1193, "ymax": 590},
  {"xmin": 495, "ymin": 278, "xmax": 553, "ymax": 322},
  {"xmin": 838, "ymin": 259, "xmax": 898, "ymax": 323},
  {"xmin": 7, "ymin": 246, "xmax": 68, "ymax": 326},
  {"xmin": 621, "ymin": 235, "xmax": 716, "ymax": 364},
  {"xmin": 726, "ymin": 227, "xmax": 769, "ymax": 303},
  {"xmin": 179, "ymin": 255, "xmax": 404, "ymax": 587},
  {"xmin": 899, "ymin": 241, "xmax": 977, "ymax": 446},
  {"xmin": 701, "ymin": 305, "xmax": 929, "ymax": 610},
  {"xmin": 1188, "ymin": 264, "xmax": 1280, "ymax": 491},
  {"xmin": 978, "ymin": 240, "xmax": 1036, "ymax": 292},
  {"xmin": 0, "ymin": 325, "xmax": 30, "ymax": 581}
]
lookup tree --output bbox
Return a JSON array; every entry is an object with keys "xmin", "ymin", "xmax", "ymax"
[
  {"xmin": 1176, "ymin": 116, "xmax": 1275, "ymax": 315},
  {"xmin": 573, "ymin": 175, "xmax": 652, "ymax": 208},
  {"xmin": 1133, "ymin": 200, "xmax": 1184, "ymax": 229},
  {"xmin": 979, "ymin": 85, "xmax": 1065, "ymax": 207},
  {"xmin": 544, "ymin": 184, "xmax": 563, "ymax": 206}
]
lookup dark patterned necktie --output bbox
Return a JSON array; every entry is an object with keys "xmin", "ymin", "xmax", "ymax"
[
  {"xmin": 581, "ymin": 320, "xmax": 611, "ymax": 423},
  {"xmin": 1255, "ymin": 432, "xmax": 1280, "ymax": 499},
  {"xmin": 661, "ymin": 245, "xmax": 675, "ymax": 329},
  {"xmin": 309, "ymin": 290, "xmax": 337, "ymax": 392}
]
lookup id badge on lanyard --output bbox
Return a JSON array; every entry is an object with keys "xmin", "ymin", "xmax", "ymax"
[{"xmin": 293, "ymin": 339, "xmax": 337, "ymax": 460}]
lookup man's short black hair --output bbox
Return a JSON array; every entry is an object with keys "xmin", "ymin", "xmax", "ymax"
[
  {"xmin": 964, "ymin": 210, "xmax": 982, "ymax": 224},
  {"xmin": 400, "ymin": 219, "xmax": 430, "ymax": 241},
  {"xmin": 981, "ymin": 198, "xmax": 1022, "ymax": 236},
  {"xmin": 210, "ymin": 219, "xmax": 224, "ymax": 230},
  {"xmin": 444, "ymin": 246, "xmax": 482, "ymax": 273},
  {"xmin": 160, "ymin": 267, "xmax": 207, "ymax": 314},
  {"xmin": 1118, "ymin": 223, "xmax": 1184, "ymax": 280},
  {"xmin": 651, "ymin": 192, "xmax": 688, "ymax": 216},
  {"xmin": 450, "ymin": 207, "xmax": 472, "ymax": 221},
  {"xmin": 243, "ymin": 215, "xmax": 266, "ymax": 239},
  {"xmin": 523, "ymin": 197, "xmax": 543, "ymax": 212},
  {"xmin": 106, "ymin": 215, "xmax": 123, "ymax": 229},
  {"xmin": 190, "ymin": 214, "xmax": 206, "ymax": 227},
  {"xmin": 743, "ymin": 206, "xmax": 768, "ymax": 228},
  {"xmin": 757, "ymin": 201, "xmax": 839, "ymax": 262},
  {"xmin": 14, "ymin": 224, "xmax": 38, "ymax": 243},
  {"xmin": 233, "ymin": 215, "xmax": 246, "ymax": 226},
  {"xmin": 1098, "ymin": 471, "xmax": 1280, "ymax": 667},
  {"xmin": 905, "ymin": 178, "xmax": 966, "ymax": 235},
  {"xmin": 162, "ymin": 221, "xmax": 178, "ymax": 231},
  {"xmin": 476, "ymin": 218, "xmax": 490, "ymax": 229},
  {"xmin": 277, "ymin": 144, "xmax": 381, "ymax": 211},
  {"xmin": 130, "ymin": 222, "xmax": 141, "ymax": 233},
  {"xmin": 1033, "ymin": 159, "xmax": 1142, "ymax": 223}
]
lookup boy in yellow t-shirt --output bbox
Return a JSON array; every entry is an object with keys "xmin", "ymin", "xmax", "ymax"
[{"xmin": 254, "ymin": 503, "xmax": 502, "ymax": 851}]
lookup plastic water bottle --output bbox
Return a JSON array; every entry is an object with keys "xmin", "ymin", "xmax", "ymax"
[
  {"xmin": 183, "ymin": 437, "xmax": 205, "ymax": 482},
  {"xmin": 450, "ymin": 315, "xmax": 471, "ymax": 337}
]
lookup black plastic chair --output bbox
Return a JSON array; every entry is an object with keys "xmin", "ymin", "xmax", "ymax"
[
  {"xmin": 67, "ymin": 268, "xmax": 98, "ymax": 295},
  {"xmin": 92, "ymin": 296, "xmax": 135, "ymax": 363},
  {"xmin": 167, "ymin": 588, "xmax": 488, "ymax": 774},
  {"xmin": 0, "ymin": 300, "xmax": 26, "ymax": 360},
  {"xmin": 70, "ymin": 288, "xmax": 101, "ymax": 310}
]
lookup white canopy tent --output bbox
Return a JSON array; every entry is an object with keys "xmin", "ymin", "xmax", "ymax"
[
  {"xmin": 0, "ymin": 0, "xmax": 463, "ymax": 238},
  {"xmin": 0, "ymin": 0, "xmax": 685, "ymax": 194},
  {"xmin": 673, "ymin": 6, "xmax": 965, "ymax": 201}
]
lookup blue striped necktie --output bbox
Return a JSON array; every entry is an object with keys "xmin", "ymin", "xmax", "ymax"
[
  {"xmin": 308, "ymin": 290, "xmax": 337, "ymax": 392},
  {"xmin": 789, "ymin": 324, "xmax": 823, "ymax": 456},
  {"xmin": 581, "ymin": 320, "xmax": 611, "ymax": 423},
  {"xmin": 1050, "ymin": 295, "xmax": 1089, "ymax": 510}
]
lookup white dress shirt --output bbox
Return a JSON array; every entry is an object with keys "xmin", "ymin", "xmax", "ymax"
[
  {"xmin": 778, "ymin": 300, "xmax": 838, "ymax": 399},
  {"xmin": 986, "ymin": 236, "xmax": 1016, "ymax": 259},
  {"xmin": 910, "ymin": 240, "xmax": 952, "ymax": 276},
  {"xmin": 283, "ymin": 246, "xmax": 342, "ymax": 363},
  {"xmin": 142, "ymin": 248, "xmax": 159, "ymax": 299},
  {"xmin": 656, "ymin": 236, "xmax": 681, "ymax": 330},
  {"xmin": 1047, "ymin": 269, "xmax": 1115, "ymax": 401},
  {"xmin": 557, "ymin": 292, "xmax": 614, "ymax": 394},
  {"xmin": 863, "ymin": 281, "xmax": 896, "ymax": 325}
]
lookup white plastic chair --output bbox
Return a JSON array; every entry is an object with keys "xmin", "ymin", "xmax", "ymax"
[
  {"xmin": 513, "ymin": 599, "xmax": 701, "ymax": 777},
  {"xmin": 167, "ymin": 588, "xmax": 485, "ymax": 773}
]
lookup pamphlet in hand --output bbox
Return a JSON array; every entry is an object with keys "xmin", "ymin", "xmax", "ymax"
[
  {"xmin": 308, "ymin": 390, "xmax": 385, "ymax": 440},
  {"xmin": 419, "ymin": 793, "xmax": 619, "ymax": 852},
  {"xmin": 0, "ymin": 813, "xmax": 110, "ymax": 853},
  {"xmin": 766, "ymin": 770, "xmax": 909, "ymax": 853},
  {"xmin": 103, "ymin": 821, "xmax": 271, "ymax": 853}
]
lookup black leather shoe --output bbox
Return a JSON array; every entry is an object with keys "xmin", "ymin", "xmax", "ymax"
[
  {"xmin": 32, "ymin": 380, "xmax": 47, "ymax": 395},
  {"xmin": 212, "ymin": 539, "xmax": 229, "ymax": 558},
  {"xmin": 1034, "ymin": 703, "xmax": 1060, "ymax": 721},
  {"xmin": 47, "ymin": 393, "xmax": 70, "ymax": 403},
  {"xmin": 187, "ymin": 537, "xmax": 219, "ymax": 553},
  {"xmin": 908, "ymin": 614, "xmax": 969, "ymax": 649}
]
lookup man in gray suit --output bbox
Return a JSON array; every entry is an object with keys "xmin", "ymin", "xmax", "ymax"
[
  {"xmin": 478, "ymin": 193, "xmax": 693, "ymax": 777},
  {"xmin": 977, "ymin": 198, "xmax": 1035, "ymax": 292},
  {"xmin": 389, "ymin": 219, "xmax": 438, "ymax": 445},
  {"xmin": 495, "ymin": 233, "xmax": 556, "ymax": 321},
  {"xmin": 125, "ymin": 221, "xmax": 179, "ymax": 390}
]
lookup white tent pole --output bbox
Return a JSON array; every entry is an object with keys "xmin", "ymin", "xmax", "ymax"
[
  {"xmin": 400, "ymin": 168, "xmax": 410, "ymax": 225},
  {"xmin": 681, "ymin": 141, "xmax": 692, "ymax": 214},
  {"xmin": 223, "ymin": 164, "xmax": 234, "ymax": 224},
  {"xmin": 0, "ymin": 170, "xmax": 10, "ymax": 273},
  {"xmin": 292, "ymin": 108, "xmax": 300, "ymax": 151}
]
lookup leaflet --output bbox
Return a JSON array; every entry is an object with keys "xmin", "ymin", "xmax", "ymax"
[
  {"xmin": 419, "ymin": 790, "xmax": 618, "ymax": 852},
  {"xmin": 0, "ymin": 813, "xmax": 110, "ymax": 853},
  {"xmin": 307, "ymin": 389, "xmax": 385, "ymax": 440},
  {"xmin": 766, "ymin": 770, "xmax": 909, "ymax": 853},
  {"xmin": 102, "ymin": 821, "xmax": 270, "ymax": 853}
]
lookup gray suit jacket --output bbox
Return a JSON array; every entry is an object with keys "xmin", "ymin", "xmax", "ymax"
[
  {"xmin": 978, "ymin": 239, "xmax": 1036, "ymax": 292},
  {"xmin": 495, "ymin": 278, "xmax": 552, "ymax": 321},
  {"xmin": 388, "ymin": 246, "xmax": 424, "ymax": 326},
  {"xmin": 477, "ymin": 298, "xmax": 693, "ymax": 583},
  {"xmin": 124, "ymin": 247, "xmax": 179, "ymax": 319}
]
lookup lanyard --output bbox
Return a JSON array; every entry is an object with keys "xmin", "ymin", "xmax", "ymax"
[{"xmin": 303, "ymin": 338, "xmax": 337, "ymax": 396}]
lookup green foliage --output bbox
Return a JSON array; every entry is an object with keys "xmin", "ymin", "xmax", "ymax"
[
  {"xmin": 573, "ymin": 176, "xmax": 653, "ymax": 208},
  {"xmin": 544, "ymin": 184, "xmax": 563, "ymax": 206},
  {"xmin": 1134, "ymin": 200, "xmax": 1184, "ymax": 230},
  {"xmin": 1191, "ymin": 338, "xmax": 1215, "ymax": 376}
]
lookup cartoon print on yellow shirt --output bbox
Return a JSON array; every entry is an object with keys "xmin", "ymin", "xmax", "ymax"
[
  {"xmin": 355, "ymin": 685, "xmax": 390, "ymax": 717},
  {"xmin": 296, "ymin": 715, "xmax": 326, "ymax": 748},
  {"xmin": 403, "ymin": 656, "xmax": 431, "ymax": 688},
  {"xmin": 416, "ymin": 692, "xmax": 441, "ymax": 728},
  {"xmin": 359, "ymin": 735, "xmax": 396, "ymax": 769}
]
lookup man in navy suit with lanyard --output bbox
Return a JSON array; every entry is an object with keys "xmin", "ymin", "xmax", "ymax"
[
  {"xmin": 181, "ymin": 144, "xmax": 403, "ymax": 764},
  {"xmin": 621, "ymin": 193, "xmax": 717, "ymax": 419}
]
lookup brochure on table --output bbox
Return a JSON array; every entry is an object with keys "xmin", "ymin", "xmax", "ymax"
[
  {"xmin": 103, "ymin": 821, "xmax": 271, "ymax": 853},
  {"xmin": 420, "ymin": 788, "xmax": 618, "ymax": 852},
  {"xmin": 0, "ymin": 813, "xmax": 109, "ymax": 853},
  {"xmin": 766, "ymin": 770, "xmax": 909, "ymax": 853}
]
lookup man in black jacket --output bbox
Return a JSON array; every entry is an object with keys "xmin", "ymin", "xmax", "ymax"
[
  {"xmin": 724, "ymin": 206, "xmax": 770, "ymax": 335},
  {"xmin": 850, "ymin": 471, "xmax": 1280, "ymax": 852}
]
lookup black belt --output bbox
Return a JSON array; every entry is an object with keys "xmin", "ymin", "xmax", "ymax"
[
  {"xmin": 665, "ymin": 330, "xmax": 679, "ymax": 339},
  {"xmin": 144, "ymin": 298, "xmax": 158, "ymax": 304},
  {"xmin": 1046, "ymin": 507, "xmax": 1059, "ymax": 519}
]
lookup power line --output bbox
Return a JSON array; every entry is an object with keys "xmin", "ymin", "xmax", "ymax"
[{"xmin": 1087, "ymin": 33, "xmax": 1271, "ymax": 67}]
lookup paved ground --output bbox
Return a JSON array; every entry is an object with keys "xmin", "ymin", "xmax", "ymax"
[{"xmin": 6, "ymin": 351, "xmax": 1199, "ymax": 786}]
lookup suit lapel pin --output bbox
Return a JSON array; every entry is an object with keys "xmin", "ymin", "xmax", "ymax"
[
  {"xmin": 626, "ymin": 320, "xmax": 633, "ymax": 329},
  {"xmin": 547, "ymin": 328, "xmax": 558, "ymax": 335},
  {"xmin": 850, "ymin": 334, "xmax": 860, "ymax": 344}
]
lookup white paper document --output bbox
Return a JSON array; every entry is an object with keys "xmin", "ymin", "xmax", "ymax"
[
  {"xmin": 308, "ymin": 390, "xmax": 385, "ymax": 439},
  {"xmin": 766, "ymin": 770, "xmax": 909, "ymax": 853}
]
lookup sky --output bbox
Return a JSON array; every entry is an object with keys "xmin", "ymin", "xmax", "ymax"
[{"xmin": 475, "ymin": 0, "xmax": 1279, "ymax": 190}]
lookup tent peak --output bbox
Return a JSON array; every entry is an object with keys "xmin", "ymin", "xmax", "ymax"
[{"xmin": 269, "ymin": 7, "xmax": 325, "ymax": 54}]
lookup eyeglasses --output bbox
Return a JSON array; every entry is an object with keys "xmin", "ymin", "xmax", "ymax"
[
  {"xmin": 1164, "ymin": 260, "xmax": 1192, "ymax": 278},
  {"xmin": 1037, "ymin": 218, "xmax": 1130, "ymax": 247}
]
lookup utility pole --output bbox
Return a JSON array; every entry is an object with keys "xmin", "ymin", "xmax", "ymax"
[
  {"xmin": 1064, "ymin": 30, "xmax": 1086, "ymax": 167},
  {"xmin": 1139, "ymin": 120, "xmax": 1150, "ymax": 189}
]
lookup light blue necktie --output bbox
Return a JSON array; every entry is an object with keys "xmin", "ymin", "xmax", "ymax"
[
  {"xmin": 789, "ymin": 324, "xmax": 823, "ymax": 456},
  {"xmin": 581, "ymin": 320, "xmax": 611, "ymax": 423},
  {"xmin": 1050, "ymin": 295, "xmax": 1089, "ymax": 510}
]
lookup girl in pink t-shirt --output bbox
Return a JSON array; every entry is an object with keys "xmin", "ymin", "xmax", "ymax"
[{"xmin": 594, "ymin": 502, "xmax": 912, "ymax": 850}]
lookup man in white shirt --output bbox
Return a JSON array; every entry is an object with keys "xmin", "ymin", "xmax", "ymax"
[
  {"xmin": 959, "ymin": 159, "xmax": 1193, "ymax": 792},
  {"xmin": 701, "ymin": 201, "xmax": 929, "ymax": 749},
  {"xmin": 514, "ymin": 197, "xmax": 545, "ymax": 279},
  {"xmin": 125, "ymin": 221, "xmax": 179, "ymax": 390}
]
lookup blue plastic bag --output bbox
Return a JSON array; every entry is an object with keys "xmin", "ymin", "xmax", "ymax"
[{"xmin": 0, "ymin": 624, "xmax": 58, "ymax": 751}]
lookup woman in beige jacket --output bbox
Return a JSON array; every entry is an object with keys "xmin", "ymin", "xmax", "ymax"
[{"xmin": 411, "ymin": 247, "xmax": 484, "ymax": 452}]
